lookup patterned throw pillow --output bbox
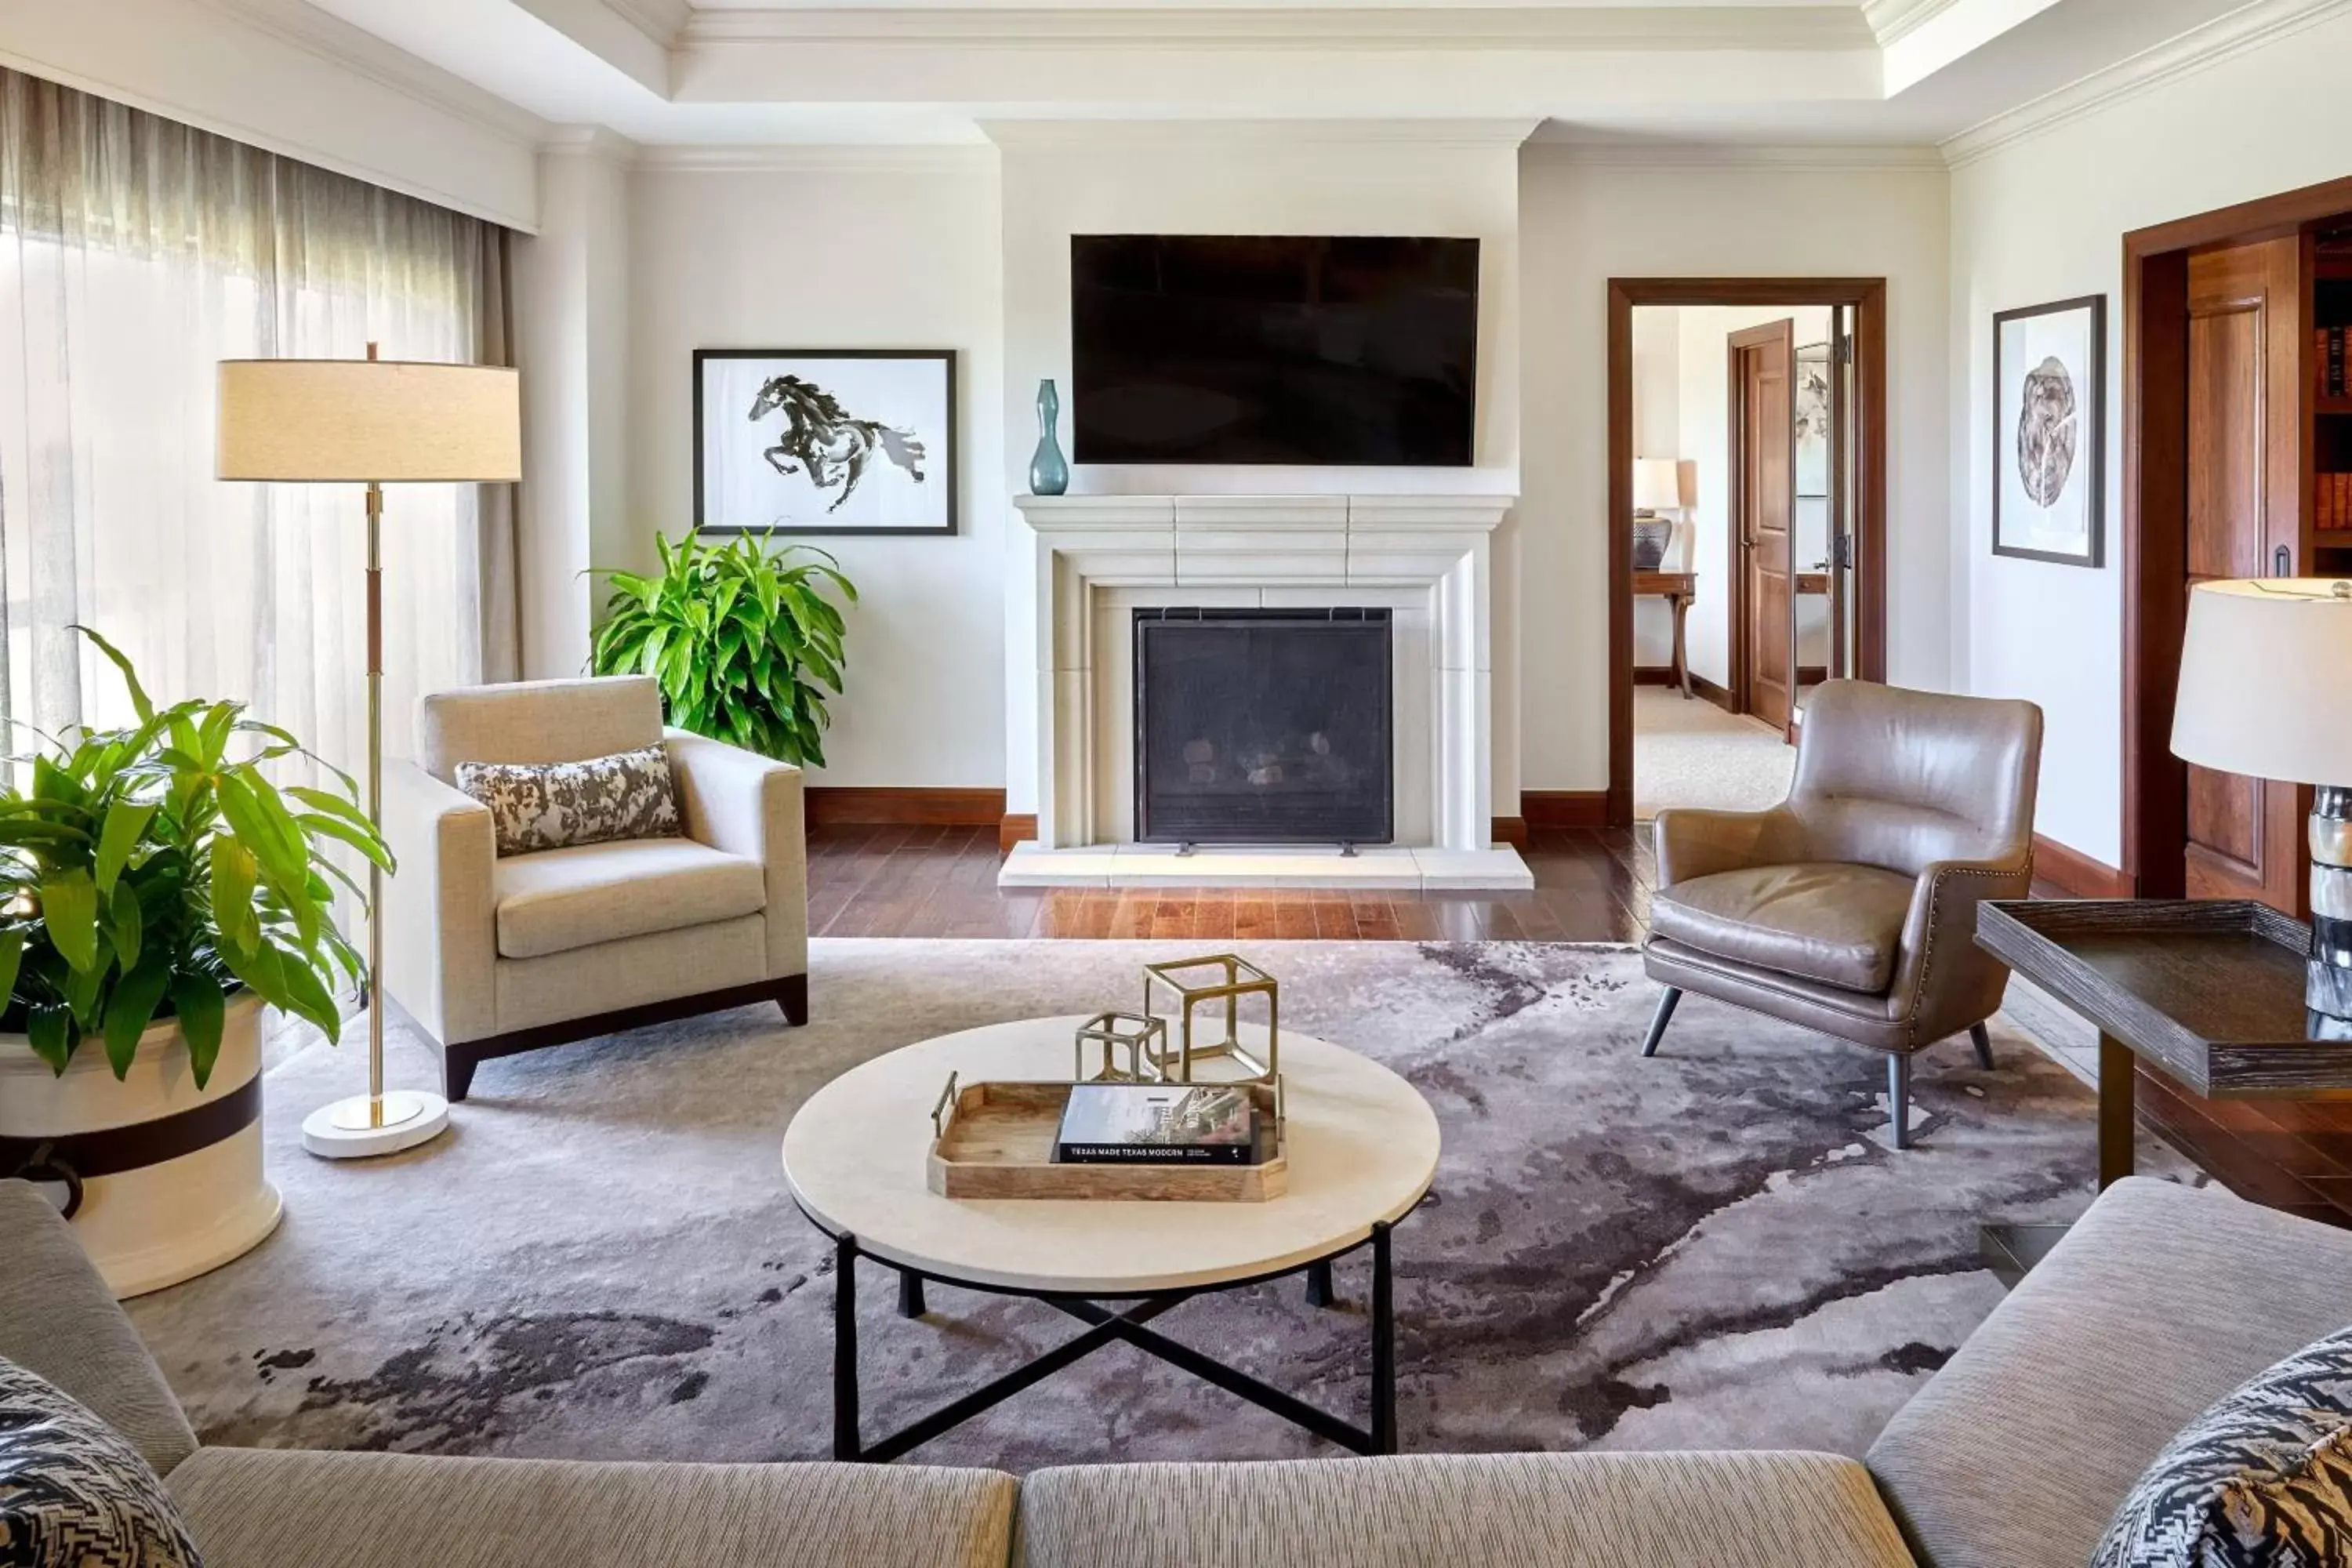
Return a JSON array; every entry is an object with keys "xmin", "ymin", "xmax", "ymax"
[
  {"xmin": 455, "ymin": 744, "xmax": 684, "ymax": 858},
  {"xmin": 0, "ymin": 1358, "xmax": 203, "ymax": 1568},
  {"xmin": 2095, "ymin": 1325, "xmax": 2352, "ymax": 1568}
]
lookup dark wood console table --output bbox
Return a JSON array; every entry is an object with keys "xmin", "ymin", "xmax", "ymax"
[
  {"xmin": 1973, "ymin": 898, "xmax": 2352, "ymax": 1277},
  {"xmin": 1633, "ymin": 570, "xmax": 1697, "ymax": 699}
]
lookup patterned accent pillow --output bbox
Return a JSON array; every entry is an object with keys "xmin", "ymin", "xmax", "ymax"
[
  {"xmin": 455, "ymin": 744, "xmax": 683, "ymax": 858},
  {"xmin": 2095, "ymin": 1324, "xmax": 2352, "ymax": 1568},
  {"xmin": 0, "ymin": 1358, "xmax": 204, "ymax": 1568}
]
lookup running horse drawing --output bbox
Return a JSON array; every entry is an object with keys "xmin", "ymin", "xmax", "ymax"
[{"xmin": 747, "ymin": 375, "xmax": 928, "ymax": 514}]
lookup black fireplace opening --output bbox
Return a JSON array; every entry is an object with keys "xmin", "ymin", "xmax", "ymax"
[{"xmin": 1134, "ymin": 608, "xmax": 1393, "ymax": 845}]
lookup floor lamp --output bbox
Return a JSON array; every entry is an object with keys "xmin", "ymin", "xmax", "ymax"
[{"xmin": 216, "ymin": 345, "xmax": 521, "ymax": 1160}]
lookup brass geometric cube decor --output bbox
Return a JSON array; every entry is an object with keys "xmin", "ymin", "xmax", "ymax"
[
  {"xmin": 1073, "ymin": 1010, "xmax": 1169, "ymax": 1083},
  {"xmin": 1142, "ymin": 954, "xmax": 1279, "ymax": 1083}
]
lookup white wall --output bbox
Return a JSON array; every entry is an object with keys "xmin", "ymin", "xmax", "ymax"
[
  {"xmin": 0, "ymin": 0, "xmax": 540, "ymax": 230},
  {"xmin": 1951, "ymin": 7, "xmax": 2352, "ymax": 869},
  {"xmin": 1520, "ymin": 150, "xmax": 1951, "ymax": 792},
  {"xmin": 626, "ymin": 152, "xmax": 1008, "ymax": 789},
  {"xmin": 993, "ymin": 123, "xmax": 1527, "ymax": 814}
]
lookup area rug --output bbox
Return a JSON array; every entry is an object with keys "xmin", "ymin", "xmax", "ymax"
[{"xmin": 126, "ymin": 938, "xmax": 2201, "ymax": 1472}]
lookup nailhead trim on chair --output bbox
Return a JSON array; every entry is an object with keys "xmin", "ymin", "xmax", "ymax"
[{"xmin": 1899, "ymin": 860, "xmax": 2031, "ymax": 1052}]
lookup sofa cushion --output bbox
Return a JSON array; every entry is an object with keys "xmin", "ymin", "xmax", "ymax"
[
  {"xmin": 1650, "ymin": 861, "xmax": 1915, "ymax": 993},
  {"xmin": 1868, "ymin": 1178, "xmax": 2352, "ymax": 1568},
  {"xmin": 1018, "ymin": 1452, "xmax": 1915, "ymax": 1568},
  {"xmin": 492, "ymin": 840, "xmax": 766, "ymax": 960},
  {"xmin": 2093, "ymin": 1323, "xmax": 2352, "ymax": 1568},
  {"xmin": 167, "ymin": 1449, "xmax": 1015, "ymax": 1568},
  {"xmin": 0, "ymin": 1357, "xmax": 203, "ymax": 1568},
  {"xmin": 0, "ymin": 1181, "xmax": 197, "ymax": 1479}
]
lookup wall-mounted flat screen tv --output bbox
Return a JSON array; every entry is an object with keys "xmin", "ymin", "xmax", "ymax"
[{"xmin": 1070, "ymin": 234, "xmax": 1479, "ymax": 466}]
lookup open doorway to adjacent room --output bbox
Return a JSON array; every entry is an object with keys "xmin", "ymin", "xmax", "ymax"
[{"xmin": 1607, "ymin": 280, "xmax": 1887, "ymax": 827}]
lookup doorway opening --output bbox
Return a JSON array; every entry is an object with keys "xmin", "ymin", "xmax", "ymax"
[{"xmin": 1608, "ymin": 281, "xmax": 1888, "ymax": 827}]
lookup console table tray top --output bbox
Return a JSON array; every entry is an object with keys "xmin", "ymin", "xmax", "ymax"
[{"xmin": 1976, "ymin": 899, "xmax": 2352, "ymax": 1099}]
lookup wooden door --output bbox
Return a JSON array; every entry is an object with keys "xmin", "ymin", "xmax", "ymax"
[
  {"xmin": 1732, "ymin": 320, "xmax": 1797, "ymax": 734},
  {"xmin": 2183, "ymin": 238, "xmax": 2306, "ymax": 912}
]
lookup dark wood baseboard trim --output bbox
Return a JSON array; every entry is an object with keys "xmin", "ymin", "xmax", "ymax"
[
  {"xmin": 1636, "ymin": 670, "xmax": 1736, "ymax": 713},
  {"xmin": 441, "ymin": 975, "xmax": 808, "ymax": 1102},
  {"xmin": 1523, "ymin": 790, "xmax": 1609, "ymax": 830},
  {"xmin": 999, "ymin": 813, "xmax": 1038, "ymax": 852},
  {"xmin": 1491, "ymin": 816, "xmax": 1530, "ymax": 848},
  {"xmin": 1632, "ymin": 667, "xmax": 1679, "ymax": 685},
  {"xmin": 1796, "ymin": 664, "xmax": 1828, "ymax": 686},
  {"xmin": 2032, "ymin": 835, "xmax": 2133, "ymax": 898},
  {"xmin": 805, "ymin": 787, "xmax": 1006, "ymax": 828}
]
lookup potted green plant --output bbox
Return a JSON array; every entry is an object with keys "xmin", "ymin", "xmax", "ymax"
[
  {"xmin": 589, "ymin": 529, "xmax": 857, "ymax": 767},
  {"xmin": 0, "ymin": 627, "xmax": 387, "ymax": 1297}
]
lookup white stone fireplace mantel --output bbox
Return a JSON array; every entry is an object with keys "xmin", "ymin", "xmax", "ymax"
[{"xmin": 1004, "ymin": 492, "xmax": 1530, "ymax": 891}]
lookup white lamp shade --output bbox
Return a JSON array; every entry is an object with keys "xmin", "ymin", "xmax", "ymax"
[
  {"xmin": 1634, "ymin": 458, "xmax": 1685, "ymax": 511},
  {"xmin": 2172, "ymin": 579, "xmax": 2352, "ymax": 786},
  {"xmin": 217, "ymin": 358, "xmax": 521, "ymax": 483}
]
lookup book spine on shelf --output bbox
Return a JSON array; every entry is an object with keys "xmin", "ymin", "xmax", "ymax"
[
  {"xmin": 1056, "ymin": 1142, "xmax": 1255, "ymax": 1165},
  {"xmin": 2333, "ymin": 328, "xmax": 2347, "ymax": 399}
]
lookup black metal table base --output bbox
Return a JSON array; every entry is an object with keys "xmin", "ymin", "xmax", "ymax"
[{"xmin": 829, "ymin": 1222, "xmax": 1397, "ymax": 1463}]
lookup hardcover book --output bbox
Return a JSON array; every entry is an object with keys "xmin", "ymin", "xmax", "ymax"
[{"xmin": 1055, "ymin": 1083, "xmax": 1262, "ymax": 1165}]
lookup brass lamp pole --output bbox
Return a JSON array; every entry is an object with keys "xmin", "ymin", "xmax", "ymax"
[{"xmin": 216, "ymin": 343, "xmax": 521, "ymax": 1160}]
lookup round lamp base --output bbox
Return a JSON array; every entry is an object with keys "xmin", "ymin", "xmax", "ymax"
[{"xmin": 301, "ymin": 1091, "xmax": 451, "ymax": 1160}]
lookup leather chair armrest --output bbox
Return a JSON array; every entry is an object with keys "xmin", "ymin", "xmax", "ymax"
[
  {"xmin": 1886, "ymin": 855, "xmax": 2034, "ymax": 1044},
  {"xmin": 379, "ymin": 761, "xmax": 497, "ymax": 1047},
  {"xmin": 1652, "ymin": 805, "xmax": 1802, "ymax": 887},
  {"xmin": 664, "ymin": 728, "xmax": 808, "ymax": 979}
]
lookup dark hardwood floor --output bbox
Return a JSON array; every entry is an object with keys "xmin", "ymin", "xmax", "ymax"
[
  {"xmin": 808, "ymin": 823, "xmax": 1653, "ymax": 942},
  {"xmin": 805, "ymin": 822, "xmax": 2352, "ymax": 1225}
]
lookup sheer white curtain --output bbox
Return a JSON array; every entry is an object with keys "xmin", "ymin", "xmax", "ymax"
[{"xmin": 0, "ymin": 69, "xmax": 518, "ymax": 789}]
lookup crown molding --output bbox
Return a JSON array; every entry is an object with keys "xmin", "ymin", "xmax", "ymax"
[
  {"xmin": 683, "ymin": 5, "xmax": 1871, "ymax": 52},
  {"xmin": 604, "ymin": 0, "xmax": 691, "ymax": 47},
  {"xmin": 1862, "ymin": 0, "xmax": 1961, "ymax": 47},
  {"xmin": 630, "ymin": 142, "xmax": 997, "ymax": 172},
  {"xmin": 540, "ymin": 124, "xmax": 644, "ymax": 167},
  {"xmin": 198, "ymin": 0, "xmax": 549, "ymax": 150},
  {"xmin": 980, "ymin": 118, "xmax": 1541, "ymax": 148},
  {"xmin": 1526, "ymin": 139, "xmax": 1946, "ymax": 171},
  {"xmin": 1942, "ymin": 0, "xmax": 2352, "ymax": 167}
]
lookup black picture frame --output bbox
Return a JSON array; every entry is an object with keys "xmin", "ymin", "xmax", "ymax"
[
  {"xmin": 1992, "ymin": 295, "xmax": 2105, "ymax": 568},
  {"xmin": 693, "ymin": 348, "xmax": 958, "ymax": 537}
]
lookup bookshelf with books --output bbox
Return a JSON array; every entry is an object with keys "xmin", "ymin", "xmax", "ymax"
[{"xmin": 2310, "ymin": 233, "xmax": 2352, "ymax": 566}]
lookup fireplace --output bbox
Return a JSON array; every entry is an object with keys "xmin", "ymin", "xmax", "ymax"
[{"xmin": 1133, "ymin": 608, "xmax": 1393, "ymax": 845}]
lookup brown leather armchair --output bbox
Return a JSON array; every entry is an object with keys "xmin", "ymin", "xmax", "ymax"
[{"xmin": 1640, "ymin": 680, "xmax": 2043, "ymax": 1149}]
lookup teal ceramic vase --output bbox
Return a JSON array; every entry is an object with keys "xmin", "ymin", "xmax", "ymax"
[{"xmin": 1029, "ymin": 379, "xmax": 1070, "ymax": 496}]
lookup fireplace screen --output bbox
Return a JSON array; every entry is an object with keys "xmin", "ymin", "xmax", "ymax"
[{"xmin": 1134, "ymin": 608, "xmax": 1393, "ymax": 844}]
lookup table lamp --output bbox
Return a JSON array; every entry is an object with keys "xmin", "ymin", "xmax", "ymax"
[
  {"xmin": 2171, "ymin": 578, "xmax": 2352, "ymax": 1030},
  {"xmin": 217, "ymin": 346, "xmax": 521, "ymax": 1159},
  {"xmin": 1633, "ymin": 458, "xmax": 1682, "ymax": 517}
]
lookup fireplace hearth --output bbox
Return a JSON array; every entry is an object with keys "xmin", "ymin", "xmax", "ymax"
[{"xmin": 1134, "ymin": 608, "xmax": 1392, "ymax": 845}]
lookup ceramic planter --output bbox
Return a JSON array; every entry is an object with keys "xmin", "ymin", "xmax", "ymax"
[{"xmin": 0, "ymin": 993, "xmax": 279, "ymax": 1298}]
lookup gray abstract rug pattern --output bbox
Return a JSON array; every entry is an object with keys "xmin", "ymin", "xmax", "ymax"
[{"xmin": 128, "ymin": 938, "xmax": 2203, "ymax": 1471}]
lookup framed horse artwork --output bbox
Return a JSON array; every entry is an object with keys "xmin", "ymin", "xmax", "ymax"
[{"xmin": 694, "ymin": 348, "xmax": 957, "ymax": 536}]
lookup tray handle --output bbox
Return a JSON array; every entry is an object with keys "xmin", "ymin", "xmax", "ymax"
[{"xmin": 930, "ymin": 1071, "xmax": 960, "ymax": 1140}]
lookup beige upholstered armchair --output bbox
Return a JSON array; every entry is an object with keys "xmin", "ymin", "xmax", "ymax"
[
  {"xmin": 379, "ymin": 675, "xmax": 808, "ymax": 1102},
  {"xmin": 1640, "ymin": 680, "xmax": 2042, "ymax": 1149}
]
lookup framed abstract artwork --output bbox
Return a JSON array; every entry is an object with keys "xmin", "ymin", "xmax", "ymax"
[
  {"xmin": 693, "ymin": 348, "xmax": 957, "ymax": 536},
  {"xmin": 1992, "ymin": 296, "xmax": 2104, "ymax": 568},
  {"xmin": 1794, "ymin": 340, "xmax": 1831, "ymax": 498}
]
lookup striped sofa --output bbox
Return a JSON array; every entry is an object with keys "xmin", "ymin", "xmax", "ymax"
[{"xmin": 5, "ymin": 1176, "xmax": 2349, "ymax": 1568}]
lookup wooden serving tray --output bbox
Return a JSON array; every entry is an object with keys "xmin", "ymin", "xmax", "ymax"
[
  {"xmin": 926, "ymin": 1078, "xmax": 1287, "ymax": 1202},
  {"xmin": 1976, "ymin": 898, "xmax": 2352, "ymax": 1098}
]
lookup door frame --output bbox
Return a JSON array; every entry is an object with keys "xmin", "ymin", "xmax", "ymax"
[
  {"xmin": 1726, "ymin": 318, "xmax": 1799, "ymax": 732},
  {"xmin": 1606, "ymin": 278, "xmax": 1889, "ymax": 828},
  {"xmin": 2121, "ymin": 172, "xmax": 2352, "ymax": 895}
]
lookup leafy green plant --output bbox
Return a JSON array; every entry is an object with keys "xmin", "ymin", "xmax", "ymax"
[
  {"xmin": 589, "ymin": 529, "xmax": 857, "ymax": 767},
  {"xmin": 2, "ymin": 627, "xmax": 389, "ymax": 1087}
]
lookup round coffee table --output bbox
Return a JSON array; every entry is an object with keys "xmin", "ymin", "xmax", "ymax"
[{"xmin": 782, "ymin": 1015, "xmax": 1440, "ymax": 1461}]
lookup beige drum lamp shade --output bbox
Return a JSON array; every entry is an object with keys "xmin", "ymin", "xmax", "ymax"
[
  {"xmin": 1633, "ymin": 458, "xmax": 1682, "ymax": 513},
  {"xmin": 2172, "ymin": 579, "xmax": 2352, "ymax": 786},
  {"xmin": 216, "ymin": 359, "xmax": 521, "ymax": 483}
]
